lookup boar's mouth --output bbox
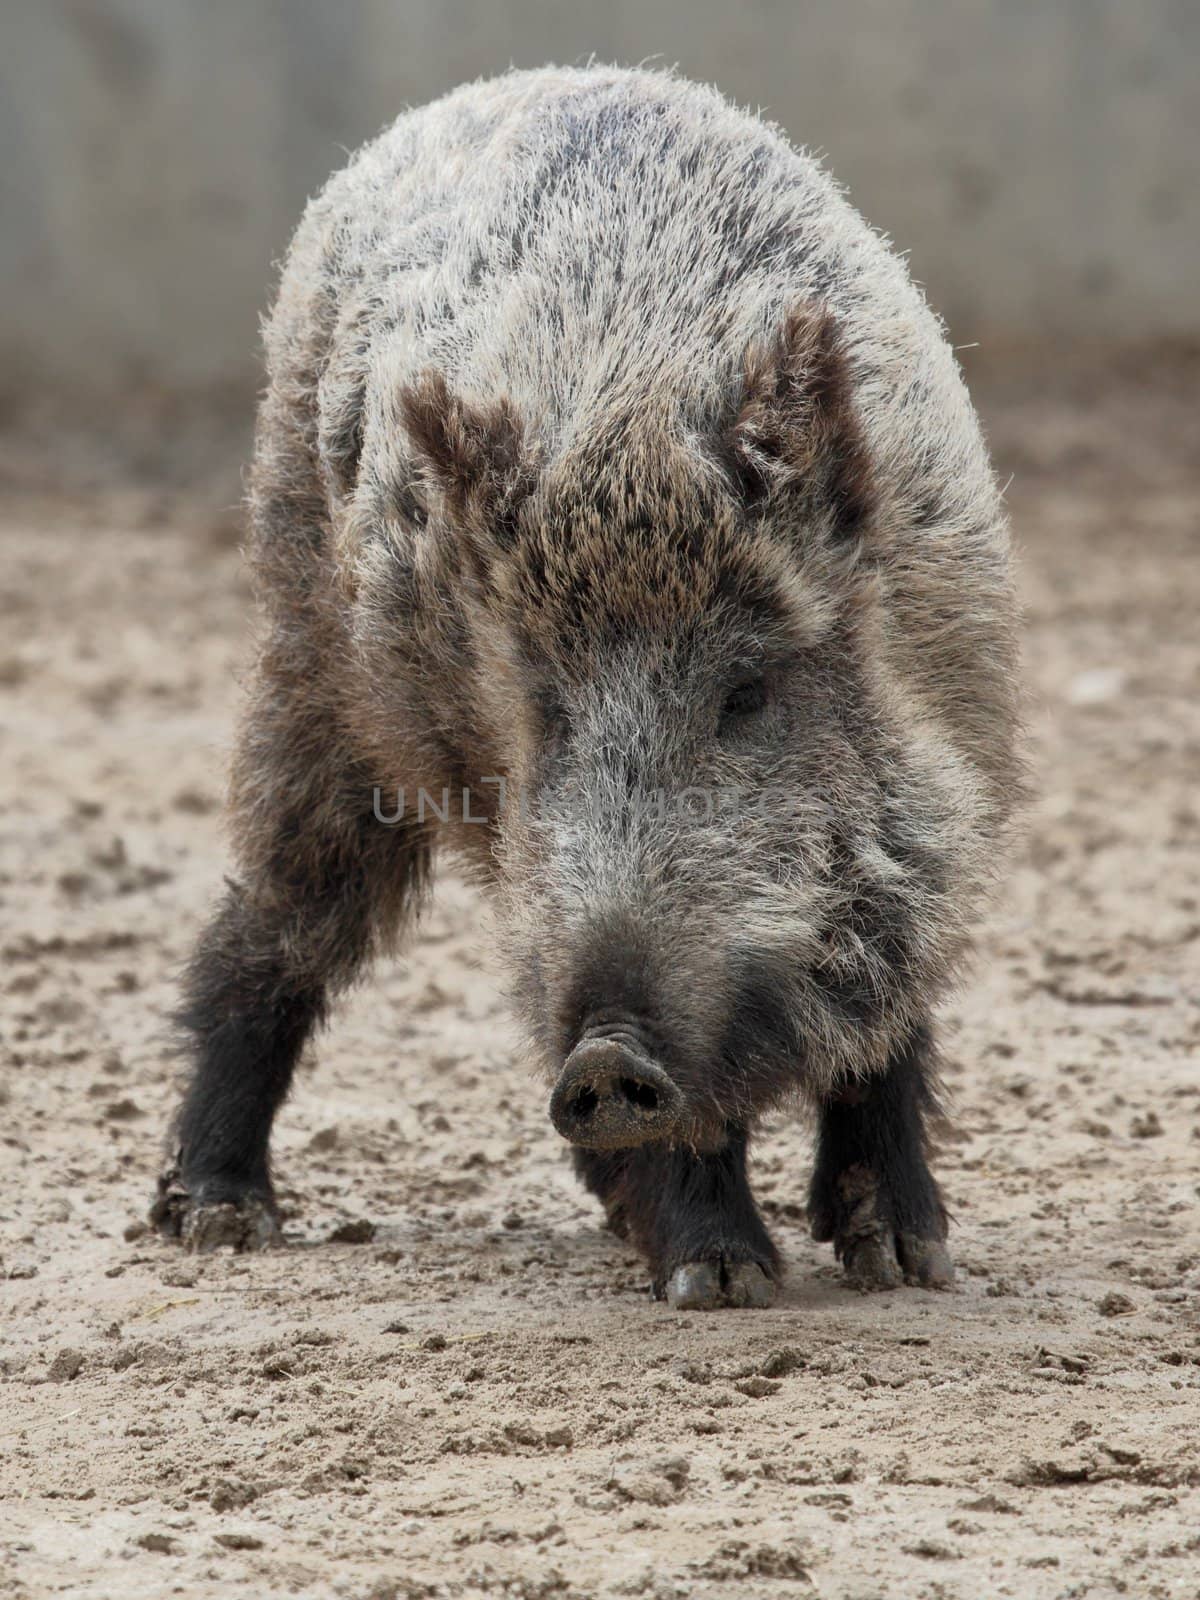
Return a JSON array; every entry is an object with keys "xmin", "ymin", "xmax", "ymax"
[{"xmin": 549, "ymin": 1026, "xmax": 684, "ymax": 1149}]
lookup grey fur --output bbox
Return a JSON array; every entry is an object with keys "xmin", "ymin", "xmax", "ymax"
[{"xmin": 173, "ymin": 65, "xmax": 1022, "ymax": 1226}]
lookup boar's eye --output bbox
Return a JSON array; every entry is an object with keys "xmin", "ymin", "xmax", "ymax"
[{"xmin": 719, "ymin": 676, "xmax": 768, "ymax": 731}]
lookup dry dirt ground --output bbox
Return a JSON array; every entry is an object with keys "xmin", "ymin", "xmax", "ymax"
[{"xmin": 1, "ymin": 359, "xmax": 1198, "ymax": 1599}]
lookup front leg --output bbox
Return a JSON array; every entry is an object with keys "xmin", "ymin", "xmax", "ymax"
[
  {"xmin": 151, "ymin": 890, "xmax": 329, "ymax": 1252},
  {"xmin": 808, "ymin": 1022, "xmax": 954, "ymax": 1290},
  {"xmin": 151, "ymin": 658, "xmax": 431, "ymax": 1250},
  {"xmin": 575, "ymin": 1128, "xmax": 780, "ymax": 1309}
]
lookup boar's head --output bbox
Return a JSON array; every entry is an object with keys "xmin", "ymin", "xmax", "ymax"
[{"xmin": 377, "ymin": 305, "xmax": 969, "ymax": 1150}]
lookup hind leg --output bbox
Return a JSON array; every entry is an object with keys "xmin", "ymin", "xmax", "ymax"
[
  {"xmin": 808, "ymin": 1022, "xmax": 953, "ymax": 1290},
  {"xmin": 573, "ymin": 1149, "xmax": 634, "ymax": 1240},
  {"xmin": 152, "ymin": 679, "xmax": 430, "ymax": 1250}
]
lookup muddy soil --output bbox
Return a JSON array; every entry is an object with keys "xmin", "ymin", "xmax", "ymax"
[{"xmin": 1, "ymin": 359, "xmax": 1198, "ymax": 1599}]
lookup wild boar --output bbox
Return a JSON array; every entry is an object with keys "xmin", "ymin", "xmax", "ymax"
[{"xmin": 152, "ymin": 64, "xmax": 1022, "ymax": 1308}]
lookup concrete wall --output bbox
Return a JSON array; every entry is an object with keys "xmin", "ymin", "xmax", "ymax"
[{"xmin": 2, "ymin": 1, "xmax": 1197, "ymax": 395}]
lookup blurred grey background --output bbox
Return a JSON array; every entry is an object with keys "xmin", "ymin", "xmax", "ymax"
[{"xmin": 2, "ymin": 0, "xmax": 1197, "ymax": 404}]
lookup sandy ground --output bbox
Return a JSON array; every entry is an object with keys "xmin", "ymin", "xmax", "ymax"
[{"xmin": 1, "ymin": 359, "xmax": 1198, "ymax": 1599}]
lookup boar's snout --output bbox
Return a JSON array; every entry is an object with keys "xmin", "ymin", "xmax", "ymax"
[{"xmin": 549, "ymin": 1034, "xmax": 683, "ymax": 1150}]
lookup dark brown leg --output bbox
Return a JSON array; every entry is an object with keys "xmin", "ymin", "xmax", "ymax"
[
  {"xmin": 152, "ymin": 687, "xmax": 430, "ymax": 1250},
  {"xmin": 808, "ymin": 1022, "xmax": 953, "ymax": 1290},
  {"xmin": 575, "ymin": 1128, "xmax": 780, "ymax": 1309}
]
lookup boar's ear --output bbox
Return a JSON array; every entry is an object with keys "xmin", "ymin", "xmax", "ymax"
[
  {"xmin": 725, "ymin": 304, "xmax": 875, "ymax": 541},
  {"xmin": 398, "ymin": 369, "xmax": 537, "ymax": 551}
]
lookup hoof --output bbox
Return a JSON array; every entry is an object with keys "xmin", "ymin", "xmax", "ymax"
[
  {"xmin": 665, "ymin": 1261, "xmax": 720, "ymax": 1308},
  {"xmin": 150, "ymin": 1167, "xmax": 281, "ymax": 1254},
  {"xmin": 840, "ymin": 1227, "xmax": 954, "ymax": 1292},
  {"xmin": 182, "ymin": 1198, "xmax": 281, "ymax": 1254},
  {"xmin": 663, "ymin": 1259, "xmax": 776, "ymax": 1310},
  {"xmin": 813, "ymin": 1163, "xmax": 954, "ymax": 1293},
  {"xmin": 842, "ymin": 1233, "xmax": 905, "ymax": 1291},
  {"xmin": 898, "ymin": 1232, "xmax": 955, "ymax": 1290}
]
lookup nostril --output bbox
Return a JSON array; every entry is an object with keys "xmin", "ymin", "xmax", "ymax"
[
  {"xmin": 549, "ymin": 1036, "xmax": 681, "ymax": 1149},
  {"xmin": 569, "ymin": 1086, "xmax": 599, "ymax": 1121},
  {"xmin": 619, "ymin": 1076, "xmax": 658, "ymax": 1112}
]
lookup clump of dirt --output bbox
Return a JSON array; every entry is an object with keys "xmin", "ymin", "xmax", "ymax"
[{"xmin": 2, "ymin": 363, "xmax": 1199, "ymax": 1597}]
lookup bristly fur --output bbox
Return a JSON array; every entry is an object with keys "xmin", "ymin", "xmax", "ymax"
[{"xmin": 157, "ymin": 65, "xmax": 1024, "ymax": 1276}]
